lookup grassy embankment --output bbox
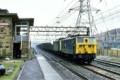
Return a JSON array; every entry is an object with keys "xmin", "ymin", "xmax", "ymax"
[{"xmin": 0, "ymin": 60, "xmax": 23, "ymax": 80}]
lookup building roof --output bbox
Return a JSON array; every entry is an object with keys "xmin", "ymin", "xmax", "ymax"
[
  {"xmin": 0, "ymin": 9, "xmax": 34, "ymax": 26},
  {"xmin": 0, "ymin": 13, "xmax": 19, "ymax": 21},
  {"xmin": 18, "ymin": 18, "xmax": 34, "ymax": 26},
  {"xmin": 0, "ymin": 9, "xmax": 9, "ymax": 13}
]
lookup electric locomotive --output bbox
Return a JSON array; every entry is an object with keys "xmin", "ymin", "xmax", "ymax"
[
  {"xmin": 63, "ymin": 36, "xmax": 96, "ymax": 63},
  {"xmin": 53, "ymin": 27, "xmax": 97, "ymax": 63}
]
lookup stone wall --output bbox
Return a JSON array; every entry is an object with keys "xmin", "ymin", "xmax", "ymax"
[{"xmin": 0, "ymin": 18, "xmax": 13, "ymax": 58}]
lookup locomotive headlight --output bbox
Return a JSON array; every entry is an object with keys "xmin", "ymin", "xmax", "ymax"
[
  {"xmin": 79, "ymin": 45, "xmax": 82, "ymax": 47},
  {"xmin": 83, "ymin": 45, "xmax": 85, "ymax": 48},
  {"xmin": 88, "ymin": 45, "xmax": 91, "ymax": 47}
]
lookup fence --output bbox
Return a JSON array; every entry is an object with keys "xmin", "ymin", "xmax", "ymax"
[{"xmin": 97, "ymin": 49, "xmax": 120, "ymax": 57}]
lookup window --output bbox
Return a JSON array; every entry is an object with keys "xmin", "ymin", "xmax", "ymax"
[
  {"xmin": 22, "ymin": 22, "xmax": 27, "ymax": 25},
  {"xmin": 16, "ymin": 27, "xmax": 20, "ymax": 35},
  {"xmin": 77, "ymin": 37, "xmax": 84, "ymax": 42},
  {"xmin": 89, "ymin": 37, "xmax": 96, "ymax": 42},
  {"xmin": 0, "ymin": 29, "xmax": 3, "ymax": 32},
  {"xmin": 21, "ymin": 27, "xmax": 27, "ymax": 32},
  {"xmin": 16, "ymin": 22, "xmax": 28, "ymax": 25},
  {"xmin": 0, "ymin": 45, "xmax": 3, "ymax": 48},
  {"xmin": 16, "ymin": 22, "xmax": 21, "ymax": 25},
  {"xmin": 6, "ymin": 46, "xmax": 9, "ymax": 48}
]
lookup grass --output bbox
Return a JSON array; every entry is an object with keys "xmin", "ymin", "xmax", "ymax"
[{"xmin": 0, "ymin": 60, "xmax": 23, "ymax": 80}]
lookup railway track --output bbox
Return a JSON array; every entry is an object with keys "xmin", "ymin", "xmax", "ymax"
[
  {"xmin": 81, "ymin": 64, "xmax": 120, "ymax": 80},
  {"xmin": 90, "ymin": 64, "xmax": 120, "ymax": 75},
  {"xmin": 36, "ymin": 48, "xmax": 120, "ymax": 80},
  {"xmin": 37, "ymin": 49, "xmax": 89, "ymax": 80},
  {"xmin": 94, "ymin": 59, "xmax": 120, "ymax": 67}
]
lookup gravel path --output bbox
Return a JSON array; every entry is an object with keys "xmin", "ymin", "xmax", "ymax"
[{"xmin": 19, "ymin": 58, "xmax": 45, "ymax": 80}]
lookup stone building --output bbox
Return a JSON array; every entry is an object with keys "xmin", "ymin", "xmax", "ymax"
[{"xmin": 0, "ymin": 9, "xmax": 34, "ymax": 59}]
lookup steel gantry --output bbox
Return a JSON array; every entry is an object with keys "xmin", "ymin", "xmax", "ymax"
[
  {"xmin": 30, "ymin": 26, "xmax": 89, "ymax": 33},
  {"xmin": 30, "ymin": 26, "xmax": 89, "ymax": 43}
]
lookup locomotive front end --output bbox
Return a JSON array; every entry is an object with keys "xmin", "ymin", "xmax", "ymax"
[{"xmin": 76, "ymin": 36, "xmax": 97, "ymax": 63}]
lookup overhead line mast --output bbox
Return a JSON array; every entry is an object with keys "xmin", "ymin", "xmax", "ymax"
[{"xmin": 71, "ymin": 0, "xmax": 99, "ymax": 36}]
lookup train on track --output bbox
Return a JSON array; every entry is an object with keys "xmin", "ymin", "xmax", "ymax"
[{"xmin": 37, "ymin": 27, "xmax": 97, "ymax": 64}]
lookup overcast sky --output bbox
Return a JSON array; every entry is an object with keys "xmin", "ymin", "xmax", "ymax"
[
  {"xmin": 1, "ymin": 0, "xmax": 120, "ymax": 44},
  {"xmin": 0, "ymin": 0, "xmax": 120, "ymax": 30},
  {"xmin": 0, "ymin": 0, "xmax": 66, "ymax": 26},
  {"xmin": 0, "ymin": 0, "xmax": 120, "ymax": 28}
]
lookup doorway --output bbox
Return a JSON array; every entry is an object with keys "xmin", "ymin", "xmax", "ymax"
[{"xmin": 13, "ymin": 43, "xmax": 21, "ymax": 58}]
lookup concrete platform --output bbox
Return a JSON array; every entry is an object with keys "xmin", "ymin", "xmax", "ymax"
[
  {"xmin": 36, "ymin": 54, "xmax": 63, "ymax": 80},
  {"xmin": 19, "ymin": 58, "xmax": 44, "ymax": 80}
]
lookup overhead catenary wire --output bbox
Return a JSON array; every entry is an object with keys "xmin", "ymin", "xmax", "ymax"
[
  {"xmin": 93, "ymin": 0, "xmax": 120, "ymax": 25},
  {"xmin": 98, "ymin": 4, "xmax": 120, "ymax": 15},
  {"xmin": 104, "ymin": 0, "xmax": 108, "ymax": 8},
  {"xmin": 48, "ymin": 0, "xmax": 120, "ymax": 33},
  {"xmin": 56, "ymin": 11, "xmax": 78, "ymax": 26},
  {"xmin": 57, "ymin": 0, "xmax": 75, "ymax": 17},
  {"xmin": 47, "ymin": 0, "xmax": 67, "ymax": 25},
  {"xmin": 63, "ymin": 1, "xmax": 120, "ymax": 26},
  {"xmin": 99, "ymin": 11, "xmax": 108, "ymax": 29},
  {"xmin": 95, "ymin": 6, "xmax": 120, "ymax": 24},
  {"xmin": 52, "ymin": 1, "xmax": 79, "ymax": 26},
  {"xmin": 47, "ymin": 0, "xmax": 77, "ymax": 26},
  {"xmin": 95, "ymin": 0, "xmax": 120, "ymax": 39},
  {"xmin": 58, "ymin": 1, "xmax": 79, "ymax": 19},
  {"xmin": 56, "ymin": 1, "xmax": 79, "ymax": 23}
]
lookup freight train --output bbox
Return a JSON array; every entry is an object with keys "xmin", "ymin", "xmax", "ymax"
[
  {"xmin": 37, "ymin": 36, "xmax": 97, "ymax": 64},
  {"xmin": 38, "ymin": 27, "xmax": 97, "ymax": 64}
]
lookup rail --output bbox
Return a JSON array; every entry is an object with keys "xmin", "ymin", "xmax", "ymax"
[{"xmin": 35, "ymin": 48, "xmax": 89, "ymax": 80}]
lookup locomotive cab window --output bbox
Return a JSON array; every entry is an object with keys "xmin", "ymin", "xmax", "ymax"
[
  {"xmin": 77, "ymin": 37, "xmax": 83, "ymax": 42},
  {"xmin": 89, "ymin": 37, "xmax": 96, "ymax": 42}
]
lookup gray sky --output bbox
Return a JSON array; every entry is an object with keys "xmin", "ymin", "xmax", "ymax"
[
  {"xmin": 0, "ymin": 0, "xmax": 120, "ymax": 31},
  {"xmin": 0, "ymin": 0, "xmax": 65, "ymax": 26},
  {"xmin": 1, "ymin": 0, "xmax": 120, "ymax": 44}
]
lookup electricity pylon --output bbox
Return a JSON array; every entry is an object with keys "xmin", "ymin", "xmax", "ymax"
[{"xmin": 70, "ymin": 0, "xmax": 99, "ymax": 36}]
